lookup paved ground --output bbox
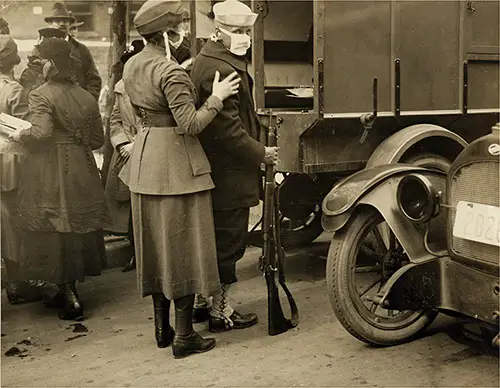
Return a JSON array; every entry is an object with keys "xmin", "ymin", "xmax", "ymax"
[{"xmin": 1, "ymin": 235, "xmax": 499, "ymax": 387}]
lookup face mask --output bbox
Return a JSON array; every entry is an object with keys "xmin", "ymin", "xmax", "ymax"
[
  {"xmin": 219, "ymin": 27, "xmax": 251, "ymax": 56},
  {"xmin": 169, "ymin": 28, "xmax": 185, "ymax": 50}
]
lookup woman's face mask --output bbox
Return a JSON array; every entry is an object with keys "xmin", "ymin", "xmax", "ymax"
[
  {"xmin": 219, "ymin": 27, "xmax": 251, "ymax": 57},
  {"xmin": 168, "ymin": 28, "xmax": 185, "ymax": 50}
]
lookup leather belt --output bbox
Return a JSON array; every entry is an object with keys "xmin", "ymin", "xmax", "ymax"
[
  {"xmin": 50, "ymin": 132, "xmax": 83, "ymax": 144},
  {"xmin": 135, "ymin": 107, "xmax": 177, "ymax": 128}
]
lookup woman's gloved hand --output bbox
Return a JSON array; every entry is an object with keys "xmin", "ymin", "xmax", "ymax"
[{"xmin": 211, "ymin": 71, "xmax": 241, "ymax": 102}]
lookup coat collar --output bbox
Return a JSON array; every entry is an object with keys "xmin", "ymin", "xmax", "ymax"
[
  {"xmin": 199, "ymin": 40, "xmax": 247, "ymax": 72},
  {"xmin": 142, "ymin": 43, "xmax": 179, "ymax": 63}
]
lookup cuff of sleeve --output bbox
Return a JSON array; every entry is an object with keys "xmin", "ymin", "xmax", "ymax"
[
  {"xmin": 111, "ymin": 132, "xmax": 130, "ymax": 149},
  {"xmin": 206, "ymin": 95, "xmax": 224, "ymax": 112}
]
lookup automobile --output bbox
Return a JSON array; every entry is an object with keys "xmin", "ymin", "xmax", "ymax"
[{"xmin": 321, "ymin": 122, "xmax": 500, "ymax": 346}]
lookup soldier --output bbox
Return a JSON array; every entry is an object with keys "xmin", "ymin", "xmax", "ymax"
[
  {"xmin": 43, "ymin": 2, "xmax": 101, "ymax": 100},
  {"xmin": 190, "ymin": 0, "xmax": 279, "ymax": 332}
]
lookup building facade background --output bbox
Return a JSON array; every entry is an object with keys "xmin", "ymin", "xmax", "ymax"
[{"xmin": 1, "ymin": 1, "xmax": 144, "ymax": 39}]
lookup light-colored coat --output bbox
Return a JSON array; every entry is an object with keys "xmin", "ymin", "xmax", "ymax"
[
  {"xmin": 104, "ymin": 79, "xmax": 140, "ymax": 233},
  {"xmin": 121, "ymin": 44, "xmax": 223, "ymax": 196},
  {"xmin": 122, "ymin": 43, "xmax": 223, "ymax": 298}
]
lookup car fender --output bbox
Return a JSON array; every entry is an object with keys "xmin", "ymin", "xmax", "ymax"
[
  {"xmin": 366, "ymin": 124, "xmax": 467, "ymax": 167},
  {"xmin": 322, "ymin": 165, "xmax": 447, "ymax": 262}
]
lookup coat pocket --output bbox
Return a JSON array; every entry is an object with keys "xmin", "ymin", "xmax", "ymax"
[{"xmin": 183, "ymin": 135, "xmax": 211, "ymax": 176}]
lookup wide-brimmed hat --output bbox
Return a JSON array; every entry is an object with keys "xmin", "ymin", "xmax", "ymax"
[
  {"xmin": 134, "ymin": 0, "xmax": 185, "ymax": 35},
  {"xmin": 120, "ymin": 39, "xmax": 145, "ymax": 64},
  {"xmin": 68, "ymin": 11, "xmax": 84, "ymax": 29},
  {"xmin": 0, "ymin": 34, "xmax": 20, "ymax": 68},
  {"xmin": 44, "ymin": 2, "xmax": 75, "ymax": 23},
  {"xmin": 36, "ymin": 37, "xmax": 74, "ymax": 79},
  {"xmin": 37, "ymin": 37, "xmax": 71, "ymax": 60}
]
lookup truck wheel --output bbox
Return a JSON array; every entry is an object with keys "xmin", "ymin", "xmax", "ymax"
[
  {"xmin": 250, "ymin": 173, "xmax": 325, "ymax": 248},
  {"xmin": 327, "ymin": 207, "xmax": 438, "ymax": 346},
  {"xmin": 402, "ymin": 152, "xmax": 452, "ymax": 172}
]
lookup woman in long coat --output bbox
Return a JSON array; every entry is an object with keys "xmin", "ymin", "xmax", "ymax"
[
  {"xmin": 104, "ymin": 40, "xmax": 144, "ymax": 272},
  {"xmin": 10, "ymin": 38, "xmax": 111, "ymax": 321},
  {"xmin": 0, "ymin": 34, "xmax": 45, "ymax": 304},
  {"xmin": 122, "ymin": 0, "xmax": 240, "ymax": 359}
]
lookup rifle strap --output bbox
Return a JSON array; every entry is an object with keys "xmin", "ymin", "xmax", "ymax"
[{"xmin": 273, "ymin": 191, "xmax": 299, "ymax": 328}]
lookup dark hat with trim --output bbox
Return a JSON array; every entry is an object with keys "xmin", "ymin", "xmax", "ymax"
[
  {"xmin": 38, "ymin": 27, "xmax": 67, "ymax": 39},
  {"xmin": 134, "ymin": 0, "xmax": 185, "ymax": 35},
  {"xmin": 36, "ymin": 37, "xmax": 72, "ymax": 66},
  {"xmin": 44, "ymin": 2, "xmax": 75, "ymax": 23},
  {"xmin": 0, "ymin": 34, "xmax": 21, "ymax": 68},
  {"xmin": 120, "ymin": 39, "xmax": 145, "ymax": 64}
]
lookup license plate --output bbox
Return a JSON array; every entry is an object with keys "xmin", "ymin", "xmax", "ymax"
[{"xmin": 453, "ymin": 201, "xmax": 500, "ymax": 247}]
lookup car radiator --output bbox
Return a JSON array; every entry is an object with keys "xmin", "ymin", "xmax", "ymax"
[{"xmin": 449, "ymin": 161, "xmax": 500, "ymax": 265}]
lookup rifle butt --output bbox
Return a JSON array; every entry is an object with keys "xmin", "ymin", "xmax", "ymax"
[{"xmin": 266, "ymin": 272, "xmax": 293, "ymax": 336}]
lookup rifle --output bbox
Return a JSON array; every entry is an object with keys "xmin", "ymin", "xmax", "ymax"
[{"xmin": 259, "ymin": 110, "xmax": 299, "ymax": 336}]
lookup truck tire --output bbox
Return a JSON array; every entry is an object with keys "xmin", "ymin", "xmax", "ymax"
[
  {"xmin": 402, "ymin": 152, "xmax": 452, "ymax": 172},
  {"xmin": 327, "ymin": 207, "xmax": 438, "ymax": 346}
]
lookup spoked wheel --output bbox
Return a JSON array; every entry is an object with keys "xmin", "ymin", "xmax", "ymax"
[{"xmin": 327, "ymin": 207, "xmax": 437, "ymax": 346}]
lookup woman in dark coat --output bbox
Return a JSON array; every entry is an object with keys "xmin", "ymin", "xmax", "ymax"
[
  {"xmin": 10, "ymin": 38, "xmax": 111, "ymax": 321},
  {"xmin": 122, "ymin": 0, "xmax": 240, "ymax": 359}
]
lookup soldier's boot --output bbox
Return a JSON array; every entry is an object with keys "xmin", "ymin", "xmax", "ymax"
[
  {"xmin": 208, "ymin": 283, "xmax": 258, "ymax": 333},
  {"xmin": 172, "ymin": 294, "xmax": 216, "ymax": 359},
  {"xmin": 192, "ymin": 294, "xmax": 210, "ymax": 323},
  {"xmin": 152, "ymin": 293, "xmax": 175, "ymax": 348},
  {"xmin": 57, "ymin": 282, "xmax": 83, "ymax": 321}
]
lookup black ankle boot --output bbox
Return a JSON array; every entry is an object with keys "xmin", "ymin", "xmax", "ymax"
[
  {"xmin": 172, "ymin": 295, "xmax": 216, "ymax": 359},
  {"xmin": 152, "ymin": 293, "xmax": 175, "ymax": 348},
  {"xmin": 57, "ymin": 283, "xmax": 83, "ymax": 321}
]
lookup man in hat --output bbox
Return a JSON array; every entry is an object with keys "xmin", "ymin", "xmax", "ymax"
[
  {"xmin": 43, "ymin": 2, "xmax": 101, "ymax": 100},
  {"xmin": 0, "ymin": 34, "xmax": 45, "ymax": 305},
  {"xmin": 68, "ymin": 11, "xmax": 84, "ymax": 39},
  {"xmin": 190, "ymin": 0, "xmax": 279, "ymax": 332}
]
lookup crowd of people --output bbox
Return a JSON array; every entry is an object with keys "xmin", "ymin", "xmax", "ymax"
[{"xmin": 0, "ymin": 0, "xmax": 279, "ymax": 359}]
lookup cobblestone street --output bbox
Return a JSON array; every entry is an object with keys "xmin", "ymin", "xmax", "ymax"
[{"xmin": 2, "ymin": 237, "xmax": 499, "ymax": 387}]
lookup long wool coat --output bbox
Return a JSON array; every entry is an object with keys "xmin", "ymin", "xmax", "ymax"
[
  {"xmin": 14, "ymin": 79, "xmax": 110, "ymax": 283},
  {"xmin": 122, "ymin": 43, "xmax": 223, "ymax": 298},
  {"xmin": 189, "ymin": 40, "xmax": 266, "ymax": 212}
]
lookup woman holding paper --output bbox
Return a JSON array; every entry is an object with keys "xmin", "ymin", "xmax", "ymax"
[
  {"xmin": 10, "ymin": 38, "xmax": 111, "ymax": 321},
  {"xmin": 0, "ymin": 34, "xmax": 46, "ymax": 305}
]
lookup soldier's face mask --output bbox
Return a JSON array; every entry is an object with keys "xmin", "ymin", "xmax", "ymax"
[{"xmin": 219, "ymin": 27, "xmax": 251, "ymax": 57}]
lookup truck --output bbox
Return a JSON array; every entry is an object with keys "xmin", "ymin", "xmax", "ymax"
[
  {"xmin": 189, "ymin": 0, "xmax": 499, "ymax": 343},
  {"xmin": 189, "ymin": 0, "xmax": 499, "ymax": 246}
]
